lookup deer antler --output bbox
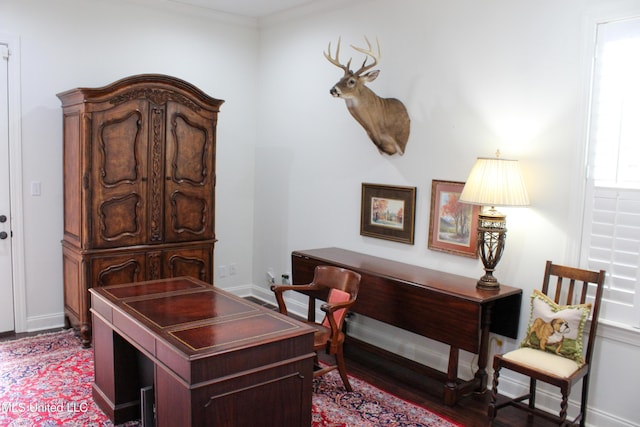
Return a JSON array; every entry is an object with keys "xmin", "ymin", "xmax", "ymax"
[
  {"xmin": 324, "ymin": 37, "xmax": 352, "ymax": 76},
  {"xmin": 350, "ymin": 36, "xmax": 380, "ymax": 76}
]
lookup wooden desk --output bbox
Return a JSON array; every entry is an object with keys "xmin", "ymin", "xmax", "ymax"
[
  {"xmin": 291, "ymin": 247, "xmax": 522, "ymax": 406},
  {"xmin": 89, "ymin": 277, "xmax": 315, "ymax": 427}
]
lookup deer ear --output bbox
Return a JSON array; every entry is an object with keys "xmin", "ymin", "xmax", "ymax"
[{"xmin": 363, "ymin": 70, "xmax": 380, "ymax": 82}]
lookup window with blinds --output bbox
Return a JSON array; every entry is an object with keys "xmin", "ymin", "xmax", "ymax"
[{"xmin": 582, "ymin": 16, "xmax": 640, "ymax": 328}]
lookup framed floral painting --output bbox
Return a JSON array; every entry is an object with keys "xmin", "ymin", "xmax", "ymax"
[{"xmin": 428, "ymin": 180, "xmax": 479, "ymax": 258}]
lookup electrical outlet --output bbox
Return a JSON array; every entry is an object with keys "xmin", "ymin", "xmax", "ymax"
[
  {"xmin": 281, "ymin": 273, "xmax": 290, "ymax": 285},
  {"xmin": 266, "ymin": 269, "xmax": 275, "ymax": 285},
  {"xmin": 229, "ymin": 263, "xmax": 237, "ymax": 276}
]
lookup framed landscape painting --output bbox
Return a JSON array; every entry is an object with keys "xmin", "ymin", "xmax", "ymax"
[
  {"xmin": 428, "ymin": 180, "xmax": 479, "ymax": 258},
  {"xmin": 360, "ymin": 183, "xmax": 416, "ymax": 245}
]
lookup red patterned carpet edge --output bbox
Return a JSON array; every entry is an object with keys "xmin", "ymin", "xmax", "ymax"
[
  {"xmin": 0, "ymin": 329, "xmax": 127, "ymax": 427},
  {"xmin": 0, "ymin": 329, "xmax": 463, "ymax": 427}
]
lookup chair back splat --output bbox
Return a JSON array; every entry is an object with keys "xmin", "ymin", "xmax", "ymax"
[{"xmin": 488, "ymin": 260, "xmax": 606, "ymax": 427}]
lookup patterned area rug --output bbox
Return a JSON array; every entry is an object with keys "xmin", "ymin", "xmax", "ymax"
[{"xmin": 0, "ymin": 330, "xmax": 461, "ymax": 427}]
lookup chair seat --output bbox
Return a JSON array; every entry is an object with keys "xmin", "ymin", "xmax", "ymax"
[
  {"xmin": 310, "ymin": 322, "xmax": 330, "ymax": 346},
  {"xmin": 503, "ymin": 347, "xmax": 581, "ymax": 378},
  {"xmin": 309, "ymin": 322, "xmax": 340, "ymax": 348}
]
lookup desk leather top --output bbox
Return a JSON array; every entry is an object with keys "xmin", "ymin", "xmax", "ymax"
[{"xmin": 90, "ymin": 277, "xmax": 314, "ymax": 356}]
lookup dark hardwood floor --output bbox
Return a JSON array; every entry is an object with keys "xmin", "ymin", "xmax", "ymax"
[{"xmin": 0, "ymin": 328, "xmax": 67, "ymax": 341}]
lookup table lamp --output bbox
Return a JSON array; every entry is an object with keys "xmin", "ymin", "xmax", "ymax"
[{"xmin": 459, "ymin": 151, "xmax": 530, "ymax": 289}]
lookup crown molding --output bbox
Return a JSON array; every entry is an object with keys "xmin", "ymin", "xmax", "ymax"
[{"xmin": 119, "ymin": 0, "xmax": 259, "ymax": 28}]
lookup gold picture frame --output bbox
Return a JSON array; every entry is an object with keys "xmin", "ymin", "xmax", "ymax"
[
  {"xmin": 360, "ymin": 183, "xmax": 416, "ymax": 245},
  {"xmin": 428, "ymin": 180, "xmax": 479, "ymax": 258}
]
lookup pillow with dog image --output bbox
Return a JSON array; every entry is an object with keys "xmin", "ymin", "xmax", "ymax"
[{"xmin": 520, "ymin": 289, "xmax": 592, "ymax": 365}]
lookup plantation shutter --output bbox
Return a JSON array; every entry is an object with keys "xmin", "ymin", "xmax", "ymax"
[
  {"xmin": 582, "ymin": 16, "xmax": 640, "ymax": 328},
  {"xmin": 584, "ymin": 188, "xmax": 640, "ymax": 326}
]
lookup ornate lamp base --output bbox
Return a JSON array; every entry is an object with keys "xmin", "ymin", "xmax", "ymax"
[
  {"xmin": 477, "ymin": 272, "xmax": 500, "ymax": 289},
  {"xmin": 476, "ymin": 208, "xmax": 507, "ymax": 290}
]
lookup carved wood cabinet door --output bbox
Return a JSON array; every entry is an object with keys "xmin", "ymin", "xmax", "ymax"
[
  {"xmin": 90, "ymin": 252, "xmax": 147, "ymax": 287},
  {"xmin": 90, "ymin": 99, "xmax": 149, "ymax": 249},
  {"xmin": 163, "ymin": 100, "xmax": 216, "ymax": 243},
  {"xmin": 89, "ymin": 98, "xmax": 216, "ymax": 248}
]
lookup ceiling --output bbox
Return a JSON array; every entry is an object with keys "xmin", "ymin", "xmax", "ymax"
[{"xmin": 166, "ymin": 0, "xmax": 324, "ymax": 18}]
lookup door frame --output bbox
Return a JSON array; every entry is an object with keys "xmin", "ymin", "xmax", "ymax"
[{"xmin": 1, "ymin": 33, "xmax": 26, "ymax": 333}]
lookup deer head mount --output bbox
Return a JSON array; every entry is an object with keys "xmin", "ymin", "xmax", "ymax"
[{"xmin": 324, "ymin": 37, "xmax": 410, "ymax": 156}]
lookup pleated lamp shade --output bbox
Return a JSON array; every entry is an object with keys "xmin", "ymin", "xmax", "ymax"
[{"xmin": 459, "ymin": 157, "xmax": 530, "ymax": 207}]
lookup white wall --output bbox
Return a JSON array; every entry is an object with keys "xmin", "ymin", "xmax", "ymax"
[
  {"xmin": 256, "ymin": 1, "xmax": 576, "ymax": 291},
  {"xmin": 253, "ymin": 0, "xmax": 593, "ymax": 335},
  {"xmin": 2, "ymin": 0, "xmax": 639, "ymax": 425},
  {"xmin": 253, "ymin": 0, "xmax": 640, "ymax": 426},
  {"xmin": 0, "ymin": 0, "xmax": 259, "ymax": 328}
]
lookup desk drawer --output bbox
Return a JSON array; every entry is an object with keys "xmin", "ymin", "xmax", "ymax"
[{"xmin": 155, "ymin": 354, "xmax": 314, "ymax": 427}]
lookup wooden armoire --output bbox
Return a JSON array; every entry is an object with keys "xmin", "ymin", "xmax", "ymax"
[{"xmin": 58, "ymin": 74, "xmax": 223, "ymax": 347}]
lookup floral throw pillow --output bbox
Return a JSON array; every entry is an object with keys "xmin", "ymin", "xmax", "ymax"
[{"xmin": 520, "ymin": 289, "xmax": 592, "ymax": 365}]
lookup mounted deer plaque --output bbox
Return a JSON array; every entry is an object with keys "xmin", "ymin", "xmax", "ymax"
[{"xmin": 325, "ymin": 37, "xmax": 410, "ymax": 156}]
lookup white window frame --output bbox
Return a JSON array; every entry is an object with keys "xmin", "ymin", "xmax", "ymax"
[{"xmin": 581, "ymin": 16, "xmax": 640, "ymax": 329}]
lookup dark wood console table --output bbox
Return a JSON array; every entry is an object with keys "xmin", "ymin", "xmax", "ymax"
[
  {"xmin": 90, "ymin": 277, "xmax": 315, "ymax": 426},
  {"xmin": 291, "ymin": 247, "xmax": 522, "ymax": 406}
]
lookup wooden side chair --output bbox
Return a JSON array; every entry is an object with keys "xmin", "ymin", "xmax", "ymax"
[
  {"xmin": 489, "ymin": 260, "xmax": 606, "ymax": 426},
  {"xmin": 270, "ymin": 265, "xmax": 361, "ymax": 391}
]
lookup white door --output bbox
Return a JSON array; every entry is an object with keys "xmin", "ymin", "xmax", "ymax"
[{"xmin": 0, "ymin": 43, "xmax": 15, "ymax": 333}]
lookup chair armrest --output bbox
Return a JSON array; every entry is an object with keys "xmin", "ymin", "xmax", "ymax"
[
  {"xmin": 320, "ymin": 299, "xmax": 355, "ymax": 342},
  {"xmin": 270, "ymin": 283, "xmax": 316, "ymax": 294},
  {"xmin": 270, "ymin": 283, "xmax": 319, "ymax": 316},
  {"xmin": 320, "ymin": 300, "xmax": 354, "ymax": 314}
]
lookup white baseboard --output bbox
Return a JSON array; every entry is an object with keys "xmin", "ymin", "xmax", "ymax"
[
  {"xmin": 248, "ymin": 285, "xmax": 311, "ymax": 314},
  {"xmin": 244, "ymin": 284, "xmax": 275, "ymax": 302},
  {"xmin": 587, "ymin": 407, "xmax": 639, "ymax": 427},
  {"xmin": 221, "ymin": 283, "xmax": 256, "ymax": 298},
  {"xmin": 26, "ymin": 312, "xmax": 66, "ymax": 333},
  {"xmin": 491, "ymin": 374, "xmax": 638, "ymax": 427}
]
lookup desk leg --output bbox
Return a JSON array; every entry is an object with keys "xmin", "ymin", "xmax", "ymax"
[
  {"xmin": 91, "ymin": 314, "xmax": 141, "ymax": 424},
  {"xmin": 443, "ymin": 303, "xmax": 494, "ymax": 406},
  {"xmin": 475, "ymin": 303, "xmax": 493, "ymax": 391},
  {"xmin": 443, "ymin": 347, "xmax": 459, "ymax": 406}
]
